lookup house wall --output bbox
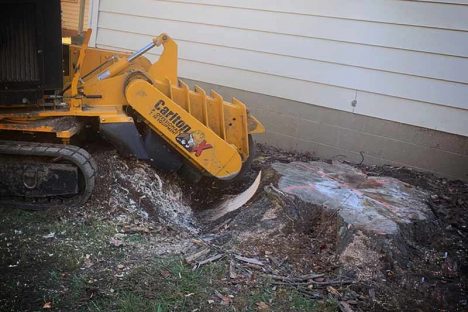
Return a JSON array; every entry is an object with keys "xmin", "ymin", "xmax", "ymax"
[
  {"xmin": 184, "ymin": 78, "xmax": 468, "ymax": 181},
  {"xmin": 89, "ymin": 0, "xmax": 468, "ymax": 180}
]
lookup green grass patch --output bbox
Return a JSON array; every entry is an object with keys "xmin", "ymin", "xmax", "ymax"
[
  {"xmin": 109, "ymin": 257, "xmax": 226, "ymax": 311},
  {"xmin": 88, "ymin": 257, "xmax": 337, "ymax": 312},
  {"xmin": 124, "ymin": 233, "xmax": 146, "ymax": 244}
]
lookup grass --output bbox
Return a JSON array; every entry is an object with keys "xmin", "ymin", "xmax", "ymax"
[
  {"xmin": 124, "ymin": 233, "xmax": 146, "ymax": 243},
  {"xmin": 0, "ymin": 207, "xmax": 338, "ymax": 312},
  {"xmin": 103, "ymin": 258, "xmax": 227, "ymax": 311},
  {"xmin": 89, "ymin": 258, "xmax": 337, "ymax": 312},
  {"xmin": 0, "ymin": 207, "xmax": 118, "ymax": 311}
]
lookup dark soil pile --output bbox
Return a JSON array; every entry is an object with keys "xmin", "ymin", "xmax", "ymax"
[{"xmin": 356, "ymin": 164, "xmax": 468, "ymax": 310}]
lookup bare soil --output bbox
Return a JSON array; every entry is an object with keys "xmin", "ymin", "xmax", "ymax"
[{"xmin": 0, "ymin": 141, "xmax": 466, "ymax": 311}]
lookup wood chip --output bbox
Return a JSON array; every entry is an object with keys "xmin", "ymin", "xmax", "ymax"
[
  {"xmin": 191, "ymin": 238, "xmax": 206, "ymax": 246},
  {"xmin": 327, "ymin": 286, "xmax": 342, "ymax": 297},
  {"xmin": 42, "ymin": 302, "xmax": 52, "ymax": 309}
]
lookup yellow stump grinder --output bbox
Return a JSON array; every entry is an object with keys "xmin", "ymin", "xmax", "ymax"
[{"xmin": 0, "ymin": 0, "xmax": 264, "ymax": 209}]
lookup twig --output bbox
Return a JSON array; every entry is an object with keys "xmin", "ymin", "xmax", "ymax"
[
  {"xmin": 242, "ymin": 263, "xmax": 264, "ymax": 271},
  {"xmin": 268, "ymin": 184, "xmax": 286, "ymax": 197},
  {"xmin": 234, "ymin": 255, "xmax": 264, "ymax": 266},
  {"xmin": 195, "ymin": 254, "xmax": 223, "ymax": 267},
  {"xmin": 309, "ymin": 279, "xmax": 354, "ymax": 286},
  {"xmin": 263, "ymin": 273, "xmax": 324, "ymax": 282},
  {"xmin": 271, "ymin": 281, "xmax": 311, "ymax": 286},
  {"xmin": 295, "ymin": 288, "xmax": 323, "ymax": 299},
  {"xmin": 272, "ymin": 279, "xmax": 353, "ymax": 287},
  {"xmin": 185, "ymin": 248, "xmax": 211, "ymax": 264}
]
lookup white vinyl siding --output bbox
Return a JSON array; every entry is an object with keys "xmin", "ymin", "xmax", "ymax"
[{"xmin": 90, "ymin": 0, "xmax": 468, "ymax": 136}]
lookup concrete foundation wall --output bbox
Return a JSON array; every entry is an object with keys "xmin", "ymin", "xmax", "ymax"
[{"xmin": 184, "ymin": 79, "xmax": 468, "ymax": 182}]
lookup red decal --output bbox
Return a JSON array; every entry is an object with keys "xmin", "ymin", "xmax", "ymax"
[{"xmin": 193, "ymin": 140, "xmax": 213, "ymax": 156}]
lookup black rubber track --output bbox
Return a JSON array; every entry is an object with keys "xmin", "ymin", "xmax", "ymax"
[{"xmin": 0, "ymin": 140, "xmax": 97, "ymax": 209}]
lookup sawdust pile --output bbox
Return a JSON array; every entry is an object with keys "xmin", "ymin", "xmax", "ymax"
[{"xmin": 86, "ymin": 150, "xmax": 199, "ymax": 234}]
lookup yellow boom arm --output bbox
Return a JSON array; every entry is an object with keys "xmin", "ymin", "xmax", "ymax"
[{"xmin": 0, "ymin": 32, "xmax": 265, "ymax": 180}]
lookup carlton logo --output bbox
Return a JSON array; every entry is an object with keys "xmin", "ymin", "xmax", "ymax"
[
  {"xmin": 176, "ymin": 130, "xmax": 213, "ymax": 157},
  {"xmin": 150, "ymin": 100, "xmax": 191, "ymax": 135}
]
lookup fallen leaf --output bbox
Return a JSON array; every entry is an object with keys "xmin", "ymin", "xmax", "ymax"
[
  {"xmin": 256, "ymin": 301, "xmax": 270, "ymax": 311},
  {"xmin": 215, "ymin": 290, "xmax": 232, "ymax": 306},
  {"xmin": 220, "ymin": 296, "xmax": 232, "ymax": 305},
  {"xmin": 83, "ymin": 257, "xmax": 93, "ymax": 268},
  {"xmin": 109, "ymin": 237, "xmax": 123, "ymax": 247}
]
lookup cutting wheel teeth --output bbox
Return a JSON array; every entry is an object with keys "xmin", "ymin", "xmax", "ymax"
[{"xmin": 154, "ymin": 79, "xmax": 249, "ymax": 161}]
